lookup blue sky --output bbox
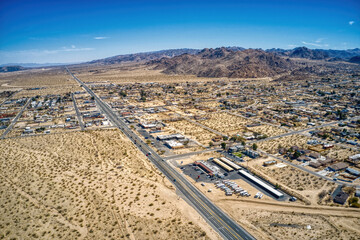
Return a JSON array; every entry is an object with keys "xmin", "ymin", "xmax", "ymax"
[{"xmin": 0, "ymin": 0, "xmax": 359, "ymax": 64}]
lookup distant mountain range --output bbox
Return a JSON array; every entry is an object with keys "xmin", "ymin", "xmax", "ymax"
[
  {"xmin": 266, "ymin": 47, "xmax": 360, "ymax": 60},
  {"xmin": 89, "ymin": 48, "xmax": 200, "ymax": 65},
  {"xmin": 1, "ymin": 47, "xmax": 359, "ymax": 77},
  {"xmin": 149, "ymin": 47, "xmax": 360, "ymax": 79},
  {"xmin": 0, "ymin": 62, "xmax": 73, "ymax": 68},
  {"xmin": 149, "ymin": 47, "xmax": 294, "ymax": 78},
  {"xmin": 90, "ymin": 46, "xmax": 360, "ymax": 66},
  {"xmin": 0, "ymin": 65, "xmax": 26, "ymax": 73}
]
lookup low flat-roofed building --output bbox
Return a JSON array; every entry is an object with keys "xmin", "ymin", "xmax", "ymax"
[
  {"xmin": 333, "ymin": 191, "xmax": 349, "ymax": 205},
  {"xmin": 309, "ymin": 161, "xmax": 322, "ymax": 168},
  {"xmin": 309, "ymin": 152, "xmax": 321, "ymax": 159},
  {"xmin": 319, "ymin": 157, "xmax": 335, "ymax": 166},
  {"xmin": 157, "ymin": 134, "xmax": 185, "ymax": 141},
  {"xmin": 328, "ymin": 162, "xmax": 349, "ymax": 172},
  {"xmin": 346, "ymin": 167, "xmax": 360, "ymax": 176},
  {"xmin": 140, "ymin": 122, "xmax": 157, "ymax": 128},
  {"xmin": 298, "ymin": 156, "xmax": 311, "ymax": 162},
  {"xmin": 165, "ymin": 140, "xmax": 183, "ymax": 149},
  {"xmin": 349, "ymin": 154, "xmax": 360, "ymax": 164}
]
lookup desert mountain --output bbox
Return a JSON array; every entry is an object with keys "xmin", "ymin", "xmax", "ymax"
[
  {"xmin": 289, "ymin": 47, "xmax": 329, "ymax": 60},
  {"xmin": 266, "ymin": 47, "xmax": 360, "ymax": 60},
  {"xmin": 149, "ymin": 47, "xmax": 294, "ymax": 78},
  {"xmin": 89, "ymin": 48, "xmax": 199, "ymax": 65}
]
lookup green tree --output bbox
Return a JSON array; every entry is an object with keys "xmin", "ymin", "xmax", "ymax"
[
  {"xmin": 293, "ymin": 151, "xmax": 301, "ymax": 159},
  {"xmin": 252, "ymin": 143, "xmax": 258, "ymax": 151},
  {"xmin": 230, "ymin": 136, "xmax": 237, "ymax": 142},
  {"xmin": 119, "ymin": 91, "xmax": 127, "ymax": 97},
  {"xmin": 221, "ymin": 142, "xmax": 227, "ymax": 150}
]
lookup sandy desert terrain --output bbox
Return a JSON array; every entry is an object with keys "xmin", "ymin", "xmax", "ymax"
[
  {"xmin": 258, "ymin": 134, "xmax": 311, "ymax": 154},
  {"xmin": 199, "ymin": 112, "xmax": 250, "ymax": 136},
  {"xmin": 0, "ymin": 68, "xmax": 75, "ymax": 89},
  {"xmin": 0, "ymin": 129, "xmax": 219, "ymax": 240},
  {"xmin": 73, "ymin": 65, "xmax": 215, "ymax": 84},
  {"xmin": 166, "ymin": 120, "xmax": 215, "ymax": 145}
]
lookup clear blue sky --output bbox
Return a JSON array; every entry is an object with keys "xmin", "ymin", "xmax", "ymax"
[{"xmin": 0, "ymin": 0, "xmax": 359, "ymax": 64}]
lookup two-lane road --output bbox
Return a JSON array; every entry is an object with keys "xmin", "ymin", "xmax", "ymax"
[
  {"xmin": 71, "ymin": 93, "xmax": 85, "ymax": 130},
  {"xmin": 1, "ymin": 98, "xmax": 31, "ymax": 139},
  {"xmin": 66, "ymin": 67, "xmax": 255, "ymax": 240}
]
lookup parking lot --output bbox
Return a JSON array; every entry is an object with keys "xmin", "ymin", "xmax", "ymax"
[{"xmin": 179, "ymin": 159, "xmax": 291, "ymax": 201}]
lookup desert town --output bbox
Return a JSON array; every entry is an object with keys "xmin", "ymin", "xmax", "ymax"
[
  {"xmin": 1, "ymin": 0, "xmax": 360, "ymax": 239},
  {"xmin": 0, "ymin": 64, "xmax": 359, "ymax": 240}
]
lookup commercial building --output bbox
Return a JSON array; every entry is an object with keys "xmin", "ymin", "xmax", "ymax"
[
  {"xmin": 194, "ymin": 161, "xmax": 214, "ymax": 177},
  {"xmin": 213, "ymin": 158, "xmax": 234, "ymax": 172},
  {"xmin": 346, "ymin": 168, "xmax": 360, "ymax": 176},
  {"xmin": 328, "ymin": 162, "xmax": 349, "ymax": 172},
  {"xmin": 238, "ymin": 170, "xmax": 284, "ymax": 198},
  {"xmin": 164, "ymin": 140, "xmax": 183, "ymax": 149},
  {"xmin": 219, "ymin": 157, "xmax": 241, "ymax": 170},
  {"xmin": 157, "ymin": 134, "xmax": 185, "ymax": 141},
  {"xmin": 348, "ymin": 154, "xmax": 360, "ymax": 164}
]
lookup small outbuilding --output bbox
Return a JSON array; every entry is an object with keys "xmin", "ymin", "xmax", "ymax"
[{"xmin": 333, "ymin": 191, "xmax": 349, "ymax": 205}]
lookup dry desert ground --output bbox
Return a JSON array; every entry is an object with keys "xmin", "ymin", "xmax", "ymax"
[
  {"xmin": 165, "ymin": 120, "xmax": 215, "ymax": 146},
  {"xmin": 72, "ymin": 64, "xmax": 214, "ymax": 84},
  {"xmin": 199, "ymin": 112, "xmax": 250, "ymax": 136},
  {"xmin": 0, "ymin": 68, "xmax": 76, "ymax": 89},
  {"xmin": 0, "ymin": 129, "xmax": 219, "ymax": 240},
  {"xmin": 258, "ymin": 134, "xmax": 311, "ymax": 154}
]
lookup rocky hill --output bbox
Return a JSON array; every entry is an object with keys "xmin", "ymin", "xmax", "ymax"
[{"xmin": 149, "ymin": 47, "xmax": 295, "ymax": 78}]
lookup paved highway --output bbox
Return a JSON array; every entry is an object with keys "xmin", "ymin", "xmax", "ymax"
[
  {"xmin": 1, "ymin": 98, "xmax": 31, "ymax": 139},
  {"xmin": 66, "ymin": 67, "xmax": 255, "ymax": 240},
  {"xmin": 71, "ymin": 93, "xmax": 85, "ymax": 130}
]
